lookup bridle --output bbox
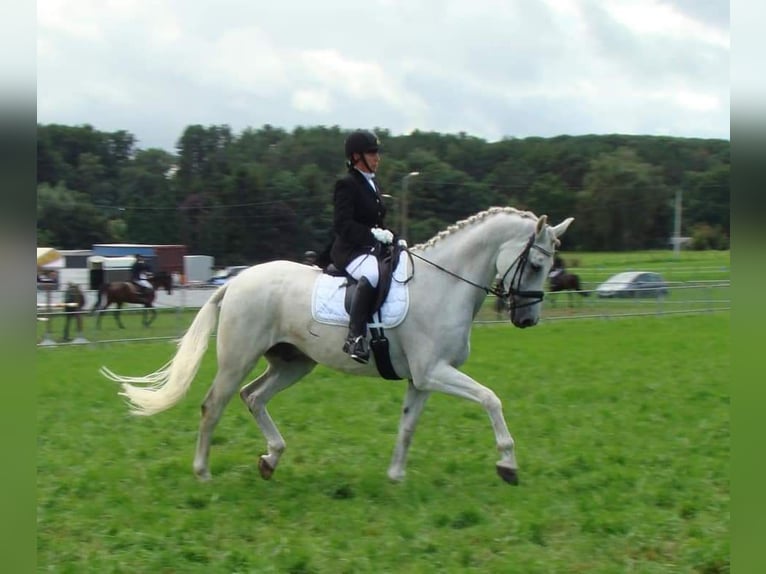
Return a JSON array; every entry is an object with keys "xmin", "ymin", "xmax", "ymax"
[{"xmin": 402, "ymin": 233, "xmax": 554, "ymax": 311}]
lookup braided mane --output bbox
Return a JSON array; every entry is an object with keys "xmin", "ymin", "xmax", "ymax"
[{"xmin": 414, "ymin": 206, "xmax": 537, "ymax": 250}]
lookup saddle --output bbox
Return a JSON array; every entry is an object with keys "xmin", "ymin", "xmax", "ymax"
[
  {"xmin": 322, "ymin": 242, "xmax": 403, "ymax": 316},
  {"xmin": 129, "ymin": 282, "xmax": 154, "ymax": 302}
]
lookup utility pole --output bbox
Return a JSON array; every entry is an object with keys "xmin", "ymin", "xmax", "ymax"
[
  {"xmin": 673, "ymin": 189, "xmax": 682, "ymax": 258},
  {"xmin": 401, "ymin": 171, "xmax": 420, "ymax": 240}
]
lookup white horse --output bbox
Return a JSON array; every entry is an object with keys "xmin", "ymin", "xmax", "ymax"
[{"xmin": 102, "ymin": 207, "xmax": 573, "ymax": 484}]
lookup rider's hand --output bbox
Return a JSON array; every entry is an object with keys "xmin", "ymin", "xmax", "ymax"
[{"xmin": 371, "ymin": 227, "xmax": 394, "ymax": 245}]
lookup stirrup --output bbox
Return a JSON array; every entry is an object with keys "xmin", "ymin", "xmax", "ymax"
[{"xmin": 343, "ymin": 335, "xmax": 369, "ymax": 364}]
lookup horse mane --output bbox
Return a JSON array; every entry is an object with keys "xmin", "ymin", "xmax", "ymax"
[{"xmin": 414, "ymin": 206, "xmax": 538, "ymax": 250}]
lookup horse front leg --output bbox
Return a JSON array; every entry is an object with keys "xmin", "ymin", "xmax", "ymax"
[
  {"xmin": 95, "ymin": 304, "xmax": 105, "ymax": 329},
  {"xmin": 388, "ymin": 380, "xmax": 430, "ymax": 482},
  {"xmin": 142, "ymin": 305, "xmax": 156, "ymax": 327},
  {"xmin": 114, "ymin": 303, "xmax": 125, "ymax": 329},
  {"xmin": 416, "ymin": 362, "xmax": 519, "ymax": 485}
]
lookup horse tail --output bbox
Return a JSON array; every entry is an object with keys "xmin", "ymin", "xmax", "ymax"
[{"xmin": 101, "ymin": 284, "xmax": 230, "ymax": 416}]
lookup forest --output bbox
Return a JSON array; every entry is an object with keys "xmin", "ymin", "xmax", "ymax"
[{"xmin": 37, "ymin": 123, "xmax": 730, "ymax": 265}]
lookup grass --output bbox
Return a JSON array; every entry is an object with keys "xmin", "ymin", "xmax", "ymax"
[
  {"xmin": 559, "ymin": 249, "xmax": 730, "ymax": 284},
  {"xmin": 37, "ymin": 314, "xmax": 730, "ymax": 573}
]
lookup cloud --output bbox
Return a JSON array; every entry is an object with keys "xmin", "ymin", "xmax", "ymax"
[{"xmin": 36, "ymin": 0, "xmax": 729, "ymax": 151}]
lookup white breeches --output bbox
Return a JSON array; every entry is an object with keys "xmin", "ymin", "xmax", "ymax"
[
  {"xmin": 136, "ymin": 279, "xmax": 152, "ymax": 289},
  {"xmin": 345, "ymin": 252, "xmax": 379, "ymax": 288}
]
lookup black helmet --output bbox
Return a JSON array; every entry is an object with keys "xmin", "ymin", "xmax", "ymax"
[{"xmin": 344, "ymin": 130, "xmax": 380, "ymax": 160}]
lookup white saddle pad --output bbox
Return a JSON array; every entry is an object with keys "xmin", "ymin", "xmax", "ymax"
[{"xmin": 311, "ymin": 254, "xmax": 410, "ymax": 328}]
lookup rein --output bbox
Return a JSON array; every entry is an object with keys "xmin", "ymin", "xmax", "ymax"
[{"xmin": 402, "ymin": 234, "xmax": 553, "ymax": 311}]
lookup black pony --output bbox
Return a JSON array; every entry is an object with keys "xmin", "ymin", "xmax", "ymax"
[{"xmin": 548, "ymin": 270, "xmax": 589, "ymax": 307}]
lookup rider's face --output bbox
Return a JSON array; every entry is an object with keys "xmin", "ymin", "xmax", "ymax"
[{"xmin": 356, "ymin": 151, "xmax": 380, "ymax": 173}]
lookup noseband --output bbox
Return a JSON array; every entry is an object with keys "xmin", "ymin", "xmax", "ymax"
[{"xmin": 404, "ymin": 233, "xmax": 552, "ymax": 312}]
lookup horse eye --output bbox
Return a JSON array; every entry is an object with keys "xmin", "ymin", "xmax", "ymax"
[{"xmin": 530, "ymin": 262, "xmax": 542, "ymax": 272}]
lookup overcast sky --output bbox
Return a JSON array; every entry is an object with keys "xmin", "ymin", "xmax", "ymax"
[{"xmin": 37, "ymin": 0, "xmax": 729, "ymax": 152}]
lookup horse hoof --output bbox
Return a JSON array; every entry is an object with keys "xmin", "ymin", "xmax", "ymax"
[
  {"xmin": 194, "ymin": 468, "xmax": 212, "ymax": 482},
  {"xmin": 387, "ymin": 468, "xmax": 405, "ymax": 482},
  {"xmin": 258, "ymin": 457, "xmax": 275, "ymax": 480},
  {"xmin": 496, "ymin": 465, "xmax": 519, "ymax": 485}
]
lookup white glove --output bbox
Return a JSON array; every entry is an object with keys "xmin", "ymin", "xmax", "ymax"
[
  {"xmin": 398, "ymin": 238, "xmax": 408, "ymax": 248},
  {"xmin": 371, "ymin": 227, "xmax": 394, "ymax": 245}
]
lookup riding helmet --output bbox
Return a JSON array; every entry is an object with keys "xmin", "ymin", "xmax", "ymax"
[{"xmin": 344, "ymin": 130, "xmax": 380, "ymax": 160}]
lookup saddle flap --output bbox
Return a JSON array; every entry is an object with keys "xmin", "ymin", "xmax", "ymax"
[{"xmin": 311, "ymin": 253, "xmax": 410, "ymax": 329}]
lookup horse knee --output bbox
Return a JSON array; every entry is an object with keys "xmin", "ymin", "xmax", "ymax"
[{"xmin": 481, "ymin": 391, "xmax": 502, "ymax": 412}]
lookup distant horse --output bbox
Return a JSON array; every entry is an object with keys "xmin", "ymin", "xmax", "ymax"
[
  {"xmin": 92, "ymin": 272, "xmax": 173, "ymax": 328},
  {"xmin": 101, "ymin": 208, "xmax": 573, "ymax": 485},
  {"xmin": 548, "ymin": 270, "xmax": 589, "ymax": 307}
]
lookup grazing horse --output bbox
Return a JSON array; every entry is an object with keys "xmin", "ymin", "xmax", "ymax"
[
  {"xmin": 92, "ymin": 272, "xmax": 173, "ymax": 328},
  {"xmin": 102, "ymin": 208, "xmax": 573, "ymax": 485},
  {"xmin": 548, "ymin": 270, "xmax": 589, "ymax": 307}
]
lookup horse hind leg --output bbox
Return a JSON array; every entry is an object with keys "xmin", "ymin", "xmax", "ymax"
[
  {"xmin": 192, "ymin": 353, "xmax": 262, "ymax": 481},
  {"xmin": 239, "ymin": 344, "xmax": 316, "ymax": 480}
]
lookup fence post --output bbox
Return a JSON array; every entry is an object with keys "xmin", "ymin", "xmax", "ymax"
[{"xmin": 38, "ymin": 314, "xmax": 56, "ymax": 346}]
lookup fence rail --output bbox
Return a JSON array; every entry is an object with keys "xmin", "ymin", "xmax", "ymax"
[{"xmin": 36, "ymin": 281, "xmax": 731, "ymax": 347}]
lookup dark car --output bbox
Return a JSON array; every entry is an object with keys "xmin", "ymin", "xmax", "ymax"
[
  {"xmin": 595, "ymin": 271, "xmax": 668, "ymax": 298},
  {"xmin": 208, "ymin": 266, "xmax": 249, "ymax": 286}
]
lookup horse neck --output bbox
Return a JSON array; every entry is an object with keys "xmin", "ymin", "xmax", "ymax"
[
  {"xmin": 417, "ymin": 212, "xmax": 536, "ymax": 288},
  {"xmin": 150, "ymin": 276, "xmax": 170, "ymax": 293}
]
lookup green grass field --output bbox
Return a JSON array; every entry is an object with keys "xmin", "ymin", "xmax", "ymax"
[{"xmin": 37, "ymin": 314, "xmax": 729, "ymax": 573}]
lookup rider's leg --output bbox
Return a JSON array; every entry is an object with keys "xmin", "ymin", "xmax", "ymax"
[
  {"xmin": 343, "ymin": 254, "xmax": 379, "ymax": 364},
  {"xmin": 138, "ymin": 279, "xmax": 152, "ymax": 299}
]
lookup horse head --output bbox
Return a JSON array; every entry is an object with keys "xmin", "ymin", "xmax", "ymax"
[
  {"xmin": 495, "ymin": 214, "xmax": 574, "ymax": 327},
  {"xmin": 151, "ymin": 272, "xmax": 173, "ymax": 294}
]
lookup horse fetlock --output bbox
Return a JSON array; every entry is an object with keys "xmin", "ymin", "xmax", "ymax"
[
  {"xmin": 497, "ymin": 437, "xmax": 515, "ymax": 453},
  {"xmin": 267, "ymin": 441, "xmax": 285, "ymax": 457}
]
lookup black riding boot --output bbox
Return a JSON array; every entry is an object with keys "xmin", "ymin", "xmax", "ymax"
[{"xmin": 342, "ymin": 277, "xmax": 376, "ymax": 364}]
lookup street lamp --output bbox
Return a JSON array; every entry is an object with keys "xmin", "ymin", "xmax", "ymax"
[{"xmin": 401, "ymin": 171, "xmax": 420, "ymax": 240}]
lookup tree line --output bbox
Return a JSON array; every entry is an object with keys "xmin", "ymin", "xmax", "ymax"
[{"xmin": 37, "ymin": 123, "xmax": 730, "ymax": 265}]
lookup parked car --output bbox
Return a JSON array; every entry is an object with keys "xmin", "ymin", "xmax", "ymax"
[
  {"xmin": 208, "ymin": 266, "xmax": 249, "ymax": 286},
  {"xmin": 595, "ymin": 271, "xmax": 668, "ymax": 298}
]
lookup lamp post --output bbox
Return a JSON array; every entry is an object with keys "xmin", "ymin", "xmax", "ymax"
[{"xmin": 401, "ymin": 171, "xmax": 420, "ymax": 240}]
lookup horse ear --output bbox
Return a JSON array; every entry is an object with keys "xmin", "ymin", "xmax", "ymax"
[
  {"xmin": 551, "ymin": 217, "xmax": 574, "ymax": 239},
  {"xmin": 536, "ymin": 214, "xmax": 548, "ymax": 234}
]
